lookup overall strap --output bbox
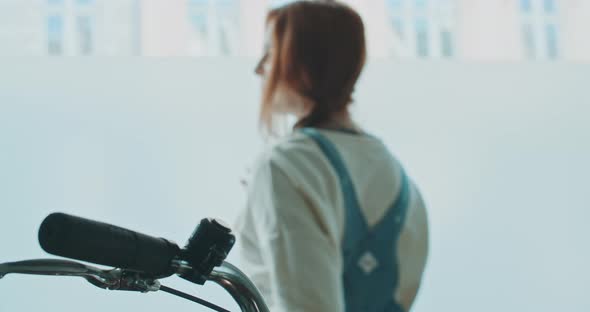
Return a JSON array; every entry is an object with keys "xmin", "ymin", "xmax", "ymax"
[
  {"xmin": 373, "ymin": 168, "xmax": 411, "ymax": 239},
  {"xmin": 300, "ymin": 128, "xmax": 369, "ymax": 255},
  {"xmin": 301, "ymin": 128, "xmax": 412, "ymax": 312}
]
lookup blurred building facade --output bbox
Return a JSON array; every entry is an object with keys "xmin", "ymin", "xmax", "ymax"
[
  {"xmin": 454, "ymin": 0, "xmax": 590, "ymax": 61},
  {"xmin": 0, "ymin": 0, "xmax": 141, "ymax": 56},
  {"xmin": 0, "ymin": 0, "xmax": 588, "ymax": 61}
]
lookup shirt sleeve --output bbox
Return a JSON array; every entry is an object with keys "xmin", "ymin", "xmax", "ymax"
[
  {"xmin": 246, "ymin": 156, "xmax": 345, "ymax": 312},
  {"xmin": 395, "ymin": 183, "xmax": 429, "ymax": 310}
]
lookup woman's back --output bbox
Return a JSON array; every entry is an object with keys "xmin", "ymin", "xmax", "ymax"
[{"xmin": 235, "ymin": 129, "xmax": 428, "ymax": 311}]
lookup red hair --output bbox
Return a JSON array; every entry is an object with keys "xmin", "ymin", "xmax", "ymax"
[{"xmin": 260, "ymin": 0, "xmax": 367, "ymax": 131}]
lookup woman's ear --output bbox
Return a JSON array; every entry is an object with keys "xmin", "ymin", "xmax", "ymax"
[{"xmin": 255, "ymin": 53, "xmax": 267, "ymax": 76}]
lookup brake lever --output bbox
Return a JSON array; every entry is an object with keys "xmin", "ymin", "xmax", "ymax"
[
  {"xmin": 101, "ymin": 270, "xmax": 160, "ymax": 292},
  {"xmin": 0, "ymin": 259, "xmax": 159, "ymax": 292},
  {"xmin": 0, "ymin": 259, "xmax": 115, "ymax": 278}
]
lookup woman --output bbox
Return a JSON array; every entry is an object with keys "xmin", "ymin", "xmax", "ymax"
[{"xmin": 235, "ymin": 1, "xmax": 429, "ymax": 311}]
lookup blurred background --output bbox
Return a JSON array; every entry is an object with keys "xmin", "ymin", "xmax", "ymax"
[
  {"xmin": 1, "ymin": 0, "xmax": 589, "ymax": 60},
  {"xmin": 0, "ymin": 0, "xmax": 589, "ymax": 312}
]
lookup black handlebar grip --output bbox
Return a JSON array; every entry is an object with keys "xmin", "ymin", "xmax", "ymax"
[{"xmin": 38, "ymin": 213, "xmax": 180, "ymax": 277}]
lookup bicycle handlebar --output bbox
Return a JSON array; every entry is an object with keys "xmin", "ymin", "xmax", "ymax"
[
  {"xmin": 39, "ymin": 213, "xmax": 180, "ymax": 278},
  {"xmin": 0, "ymin": 258, "xmax": 269, "ymax": 311},
  {"xmin": 0, "ymin": 213, "xmax": 270, "ymax": 312}
]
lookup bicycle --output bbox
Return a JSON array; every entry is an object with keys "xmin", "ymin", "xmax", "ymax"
[{"xmin": 0, "ymin": 212, "xmax": 269, "ymax": 312}]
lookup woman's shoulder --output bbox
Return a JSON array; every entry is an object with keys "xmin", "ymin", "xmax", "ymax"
[
  {"xmin": 253, "ymin": 129, "xmax": 392, "ymax": 188},
  {"xmin": 271, "ymin": 131, "xmax": 321, "ymax": 159},
  {"xmin": 255, "ymin": 131, "xmax": 328, "ymax": 179},
  {"xmin": 266, "ymin": 128, "xmax": 383, "ymax": 159}
]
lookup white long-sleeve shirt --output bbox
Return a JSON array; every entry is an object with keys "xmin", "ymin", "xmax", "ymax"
[{"xmin": 234, "ymin": 129, "xmax": 429, "ymax": 312}]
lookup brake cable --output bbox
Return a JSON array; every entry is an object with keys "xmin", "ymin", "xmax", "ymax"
[{"xmin": 160, "ymin": 284, "xmax": 231, "ymax": 312}]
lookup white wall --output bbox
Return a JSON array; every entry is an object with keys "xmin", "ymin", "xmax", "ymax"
[{"xmin": 0, "ymin": 60, "xmax": 588, "ymax": 312}]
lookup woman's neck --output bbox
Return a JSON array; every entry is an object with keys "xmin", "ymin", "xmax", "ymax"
[
  {"xmin": 312, "ymin": 110, "xmax": 362, "ymax": 133},
  {"xmin": 323, "ymin": 109, "xmax": 351, "ymax": 125},
  {"xmin": 287, "ymin": 95, "xmax": 361, "ymax": 132}
]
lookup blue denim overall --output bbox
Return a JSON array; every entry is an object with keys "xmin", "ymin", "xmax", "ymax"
[{"xmin": 302, "ymin": 128, "xmax": 410, "ymax": 312}]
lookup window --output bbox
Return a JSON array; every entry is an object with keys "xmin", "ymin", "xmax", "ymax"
[
  {"xmin": 189, "ymin": 13, "xmax": 207, "ymax": 36},
  {"xmin": 441, "ymin": 29, "xmax": 453, "ymax": 58},
  {"xmin": 187, "ymin": 0, "xmax": 239, "ymax": 56},
  {"xmin": 414, "ymin": 0, "xmax": 428, "ymax": 10},
  {"xmin": 546, "ymin": 23, "xmax": 559, "ymax": 59},
  {"xmin": 77, "ymin": 16, "xmax": 93, "ymax": 55},
  {"xmin": 216, "ymin": 0, "xmax": 239, "ymax": 56},
  {"xmin": 388, "ymin": 0, "xmax": 405, "ymax": 39},
  {"xmin": 387, "ymin": 0, "xmax": 404, "ymax": 11},
  {"xmin": 187, "ymin": 0, "xmax": 207, "ymax": 36},
  {"xmin": 386, "ymin": 0, "xmax": 455, "ymax": 59},
  {"xmin": 415, "ymin": 18, "xmax": 429, "ymax": 58},
  {"xmin": 520, "ymin": 0, "xmax": 532, "ymax": 13},
  {"xmin": 519, "ymin": 0, "xmax": 560, "ymax": 61},
  {"xmin": 47, "ymin": 14, "xmax": 64, "ymax": 55},
  {"xmin": 76, "ymin": 0, "xmax": 94, "ymax": 5},
  {"xmin": 522, "ymin": 23, "xmax": 535, "ymax": 59},
  {"xmin": 392, "ymin": 17, "xmax": 404, "ymax": 39},
  {"xmin": 187, "ymin": 0, "xmax": 209, "ymax": 54},
  {"xmin": 543, "ymin": 0, "xmax": 556, "ymax": 14}
]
